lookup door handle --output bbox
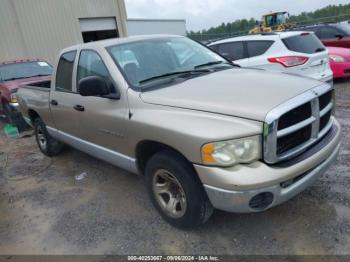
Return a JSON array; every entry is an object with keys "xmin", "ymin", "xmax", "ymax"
[
  {"xmin": 73, "ymin": 105, "xmax": 85, "ymax": 112},
  {"xmin": 50, "ymin": 99, "xmax": 58, "ymax": 106}
]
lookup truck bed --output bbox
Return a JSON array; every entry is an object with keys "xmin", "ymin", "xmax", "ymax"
[{"xmin": 16, "ymin": 82, "xmax": 53, "ymax": 127}]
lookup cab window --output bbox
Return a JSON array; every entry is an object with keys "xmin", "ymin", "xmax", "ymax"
[
  {"xmin": 55, "ymin": 51, "xmax": 76, "ymax": 92},
  {"xmin": 77, "ymin": 50, "xmax": 115, "ymax": 93}
]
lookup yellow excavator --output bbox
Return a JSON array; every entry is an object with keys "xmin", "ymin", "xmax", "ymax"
[{"xmin": 249, "ymin": 12, "xmax": 291, "ymax": 34}]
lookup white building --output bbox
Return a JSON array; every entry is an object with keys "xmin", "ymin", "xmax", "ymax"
[{"xmin": 0, "ymin": 0, "xmax": 186, "ymax": 63}]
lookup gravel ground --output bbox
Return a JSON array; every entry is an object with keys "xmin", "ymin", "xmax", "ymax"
[{"xmin": 0, "ymin": 80, "xmax": 349, "ymax": 255}]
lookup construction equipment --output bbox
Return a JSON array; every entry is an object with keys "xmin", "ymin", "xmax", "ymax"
[{"xmin": 249, "ymin": 12, "xmax": 291, "ymax": 34}]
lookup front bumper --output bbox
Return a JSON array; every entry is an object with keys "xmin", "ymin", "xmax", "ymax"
[
  {"xmin": 330, "ymin": 62, "xmax": 350, "ymax": 79},
  {"xmin": 195, "ymin": 119, "xmax": 341, "ymax": 213}
]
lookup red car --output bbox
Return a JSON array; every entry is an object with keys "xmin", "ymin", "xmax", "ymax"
[
  {"xmin": 0, "ymin": 60, "xmax": 52, "ymax": 123},
  {"xmin": 328, "ymin": 46, "xmax": 350, "ymax": 79},
  {"xmin": 293, "ymin": 24, "xmax": 350, "ymax": 49}
]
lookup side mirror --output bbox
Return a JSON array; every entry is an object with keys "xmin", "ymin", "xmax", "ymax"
[
  {"xmin": 78, "ymin": 76, "xmax": 110, "ymax": 97},
  {"xmin": 335, "ymin": 34, "xmax": 344, "ymax": 40}
]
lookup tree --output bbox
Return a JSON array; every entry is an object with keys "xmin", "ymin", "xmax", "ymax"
[{"xmin": 188, "ymin": 4, "xmax": 350, "ymax": 41}]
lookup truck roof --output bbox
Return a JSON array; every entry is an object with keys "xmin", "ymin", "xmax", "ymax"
[
  {"xmin": 61, "ymin": 34, "xmax": 183, "ymax": 53},
  {"xmin": 208, "ymin": 31, "xmax": 314, "ymax": 46}
]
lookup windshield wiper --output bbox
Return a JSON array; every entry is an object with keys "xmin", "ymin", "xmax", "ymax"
[
  {"xmin": 139, "ymin": 69, "xmax": 210, "ymax": 84},
  {"xmin": 194, "ymin": 61, "xmax": 225, "ymax": 69},
  {"xmin": 195, "ymin": 60, "xmax": 240, "ymax": 69},
  {"xmin": 28, "ymin": 74, "xmax": 51, "ymax": 77}
]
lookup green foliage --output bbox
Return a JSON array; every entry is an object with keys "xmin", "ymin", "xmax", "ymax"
[{"xmin": 188, "ymin": 4, "xmax": 350, "ymax": 42}]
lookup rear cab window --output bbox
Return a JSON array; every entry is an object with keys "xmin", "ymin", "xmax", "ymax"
[
  {"xmin": 246, "ymin": 41, "xmax": 274, "ymax": 58},
  {"xmin": 55, "ymin": 51, "xmax": 77, "ymax": 92},
  {"xmin": 282, "ymin": 33, "xmax": 325, "ymax": 54}
]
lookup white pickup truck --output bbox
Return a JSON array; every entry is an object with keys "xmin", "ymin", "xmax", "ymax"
[{"xmin": 17, "ymin": 35, "xmax": 341, "ymax": 229}]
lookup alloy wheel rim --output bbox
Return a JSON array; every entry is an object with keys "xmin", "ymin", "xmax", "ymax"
[{"xmin": 152, "ymin": 169, "xmax": 187, "ymax": 218}]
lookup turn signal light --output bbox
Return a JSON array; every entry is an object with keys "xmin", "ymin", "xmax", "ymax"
[{"xmin": 268, "ymin": 56, "xmax": 309, "ymax": 68}]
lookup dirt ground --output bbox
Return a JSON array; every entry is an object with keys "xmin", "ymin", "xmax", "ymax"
[{"xmin": 0, "ymin": 80, "xmax": 349, "ymax": 255}]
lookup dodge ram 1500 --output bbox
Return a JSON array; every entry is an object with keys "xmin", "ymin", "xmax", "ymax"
[{"xmin": 17, "ymin": 35, "xmax": 341, "ymax": 229}]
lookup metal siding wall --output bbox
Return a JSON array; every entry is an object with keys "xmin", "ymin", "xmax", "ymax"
[
  {"xmin": 126, "ymin": 20, "xmax": 187, "ymax": 36},
  {"xmin": 0, "ymin": 0, "xmax": 28, "ymax": 61},
  {"xmin": 0, "ymin": 0, "xmax": 127, "ymax": 64}
]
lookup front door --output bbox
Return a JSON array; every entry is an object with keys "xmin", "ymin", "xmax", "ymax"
[{"xmin": 73, "ymin": 49, "xmax": 130, "ymax": 155}]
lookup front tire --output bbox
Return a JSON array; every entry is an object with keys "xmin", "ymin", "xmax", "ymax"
[
  {"xmin": 145, "ymin": 150, "xmax": 213, "ymax": 229},
  {"xmin": 34, "ymin": 118, "xmax": 64, "ymax": 156}
]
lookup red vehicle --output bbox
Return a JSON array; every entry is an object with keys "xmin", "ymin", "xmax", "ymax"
[
  {"xmin": 328, "ymin": 46, "xmax": 350, "ymax": 79},
  {"xmin": 293, "ymin": 24, "xmax": 350, "ymax": 49},
  {"xmin": 0, "ymin": 60, "xmax": 52, "ymax": 123}
]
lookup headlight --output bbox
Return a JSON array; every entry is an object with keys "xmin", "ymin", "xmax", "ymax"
[
  {"xmin": 201, "ymin": 135, "xmax": 261, "ymax": 167},
  {"xmin": 329, "ymin": 54, "xmax": 346, "ymax": 63},
  {"xmin": 10, "ymin": 93, "xmax": 18, "ymax": 104}
]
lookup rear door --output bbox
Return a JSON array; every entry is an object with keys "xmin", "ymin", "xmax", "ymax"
[{"xmin": 50, "ymin": 51, "xmax": 82, "ymax": 137}]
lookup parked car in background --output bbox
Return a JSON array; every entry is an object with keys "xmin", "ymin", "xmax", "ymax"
[
  {"xmin": 0, "ymin": 60, "xmax": 52, "ymax": 124},
  {"xmin": 293, "ymin": 23, "xmax": 350, "ymax": 49},
  {"xmin": 328, "ymin": 46, "xmax": 350, "ymax": 79},
  {"xmin": 16, "ymin": 35, "xmax": 340, "ymax": 229},
  {"xmin": 208, "ymin": 32, "xmax": 333, "ymax": 83}
]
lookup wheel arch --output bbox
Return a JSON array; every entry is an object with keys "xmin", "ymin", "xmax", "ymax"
[
  {"xmin": 135, "ymin": 140, "xmax": 193, "ymax": 175},
  {"xmin": 27, "ymin": 109, "xmax": 41, "ymax": 123}
]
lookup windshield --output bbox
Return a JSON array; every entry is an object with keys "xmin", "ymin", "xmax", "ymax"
[
  {"xmin": 276, "ymin": 13, "xmax": 286, "ymax": 24},
  {"xmin": 265, "ymin": 13, "xmax": 286, "ymax": 27},
  {"xmin": 0, "ymin": 61, "xmax": 52, "ymax": 82},
  {"xmin": 338, "ymin": 24, "xmax": 350, "ymax": 36},
  {"xmin": 107, "ymin": 37, "xmax": 229, "ymax": 89}
]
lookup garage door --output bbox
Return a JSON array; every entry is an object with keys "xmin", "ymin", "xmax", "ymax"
[{"xmin": 79, "ymin": 17, "xmax": 119, "ymax": 43}]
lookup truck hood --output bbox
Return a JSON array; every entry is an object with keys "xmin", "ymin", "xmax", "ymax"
[{"xmin": 140, "ymin": 68, "xmax": 323, "ymax": 121}]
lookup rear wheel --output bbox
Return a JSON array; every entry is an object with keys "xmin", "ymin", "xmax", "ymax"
[
  {"xmin": 145, "ymin": 150, "xmax": 213, "ymax": 229},
  {"xmin": 33, "ymin": 118, "xmax": 64, "ymax": 156}
]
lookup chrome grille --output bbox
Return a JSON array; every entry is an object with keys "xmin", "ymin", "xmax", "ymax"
[{"xmin": 264, "ymin": 84, "xmax": 334, "ymax": 164}]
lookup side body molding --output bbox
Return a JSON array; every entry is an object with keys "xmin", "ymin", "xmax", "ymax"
[{"xmin": 47, "ymin": 127, "xmax": 139, "ymax": 174}]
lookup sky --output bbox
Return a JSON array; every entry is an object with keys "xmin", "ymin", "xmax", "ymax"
[{"xmin": 125, "ymin": 0, "xmax": 350, "ymax": 31}]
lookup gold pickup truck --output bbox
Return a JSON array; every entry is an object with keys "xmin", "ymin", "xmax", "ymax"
[{"xmin": 16, "ymin": 35, "xmax": 341, "ymax": 229}]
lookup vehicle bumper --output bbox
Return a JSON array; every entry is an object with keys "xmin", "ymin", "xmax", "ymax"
[
  {"xmin": 330, "ymin": 62, "xmax": 350, "ymax": 79},
  {"xmin": 194, "ymin": 119, "xmax": 341, "ymax": 213},
  {"xmin": 319, "ymin": 73, "xmax": 333, "ymax": 84}
]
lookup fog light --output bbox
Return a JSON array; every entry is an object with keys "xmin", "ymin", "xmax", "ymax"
[{"xmin": 249, "ymin": 192, "xmax": 274, "ymax": 210}]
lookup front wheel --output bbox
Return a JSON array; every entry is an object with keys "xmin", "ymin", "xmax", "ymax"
[
  {"xmin": 34, "ymin": 118, "xmax": 64, "ymax": 156},
  {"xmin": 145, "ymin": 150, "xmax": 213, "ymax": 229}
]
